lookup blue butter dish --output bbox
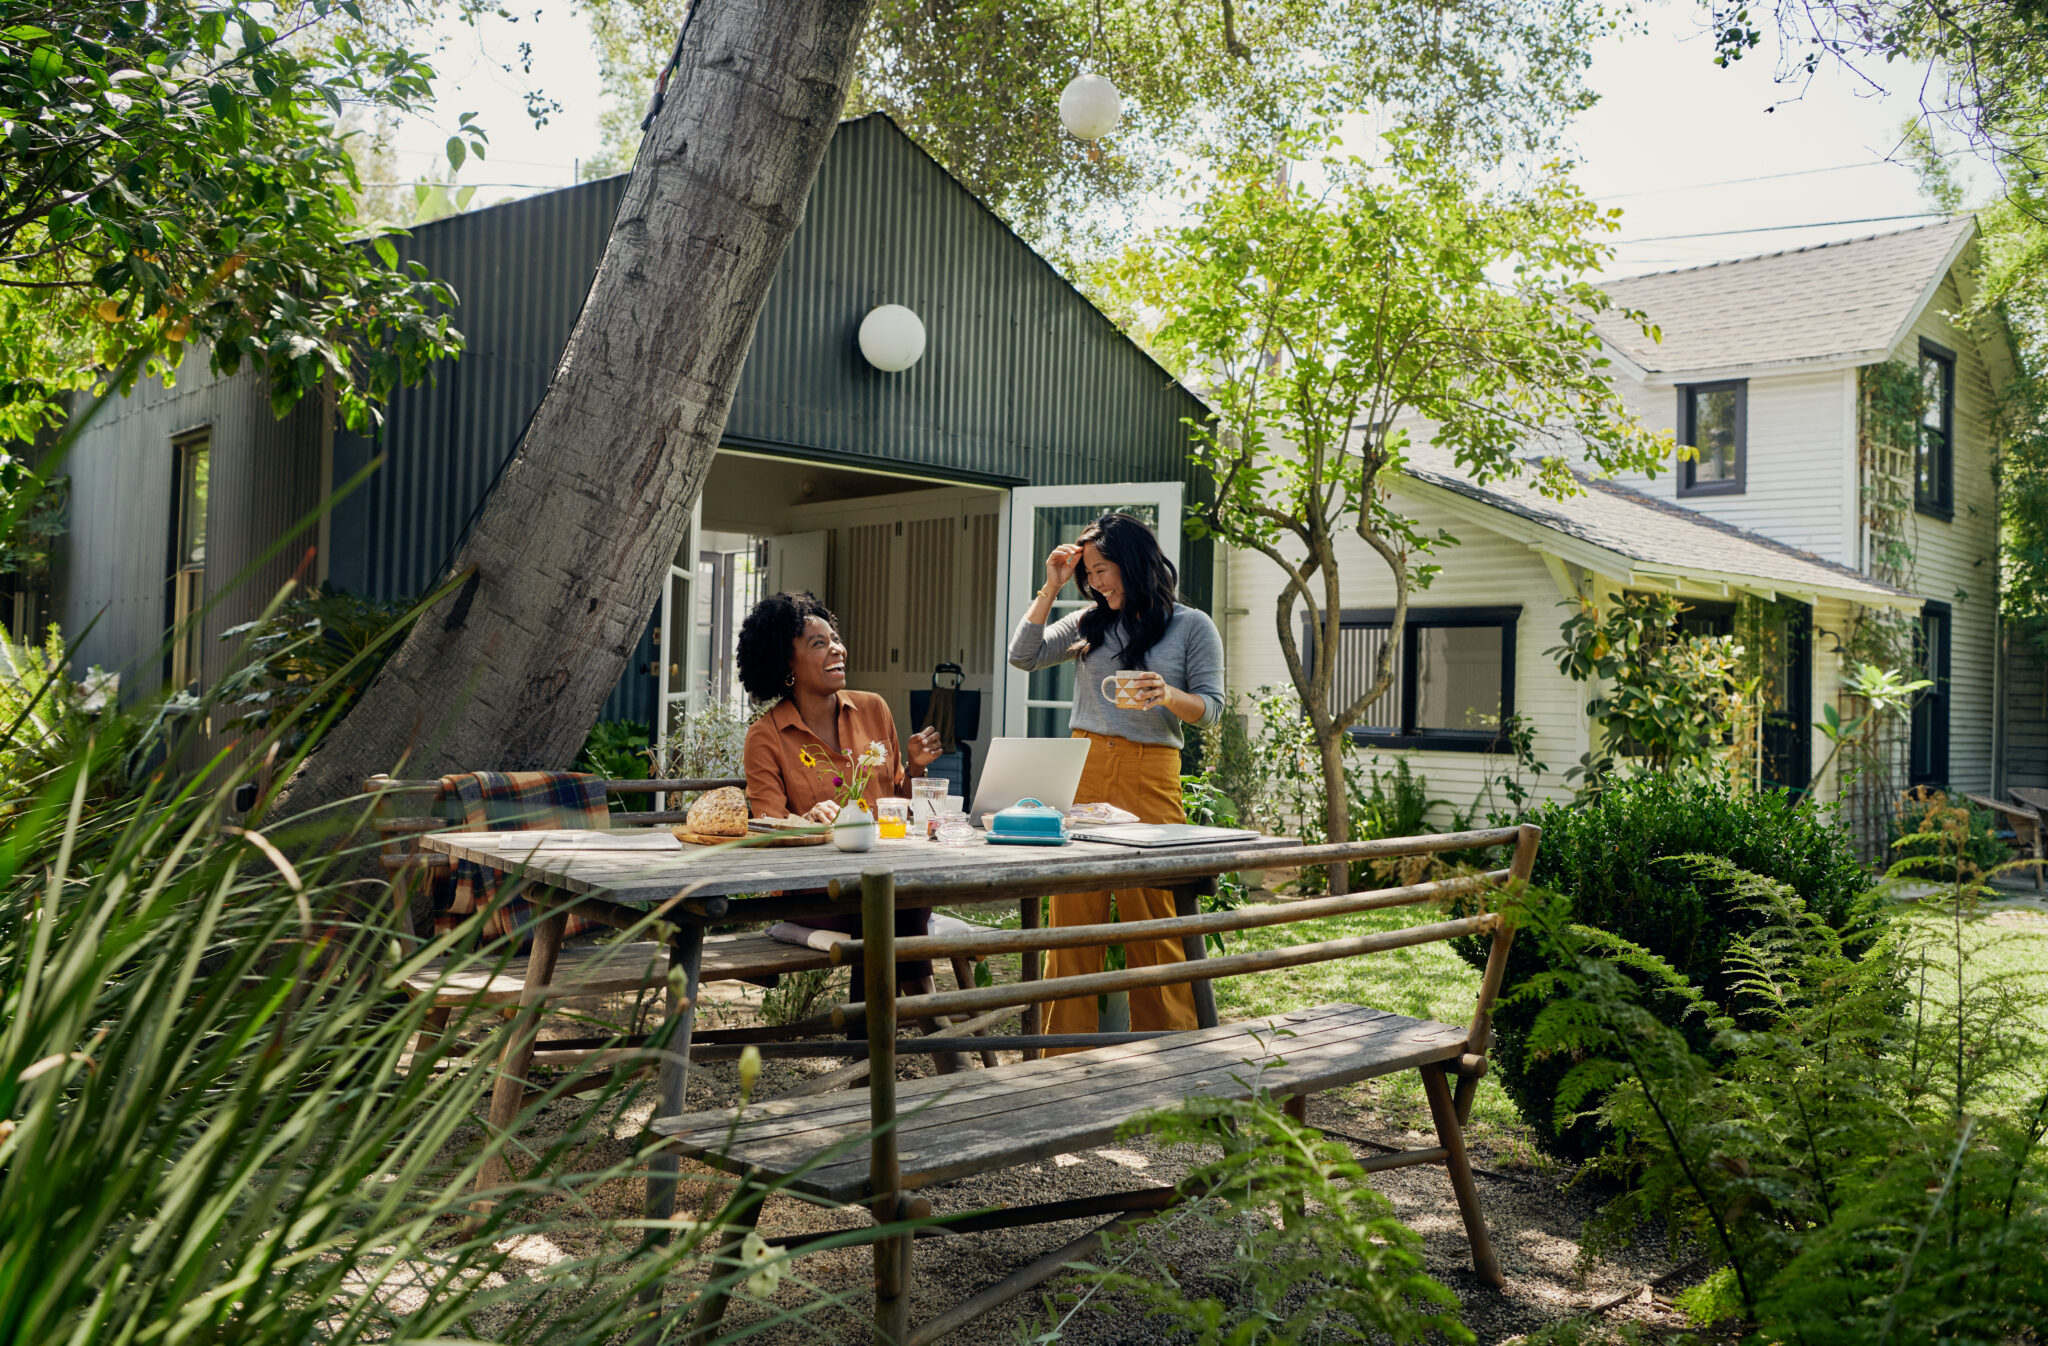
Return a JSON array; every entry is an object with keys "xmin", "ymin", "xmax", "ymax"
[{"xmin": 986, "ymin": 797, "xmax": 1069, "ymax": 846}]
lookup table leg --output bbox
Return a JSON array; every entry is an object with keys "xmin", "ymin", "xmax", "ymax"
[
  {"xmin": 477, "ymin": 892, "xmax": 568, "ymax": 1204},
  {"xmin": 646, "ymin": 920, "xmax": 705, "ymax": 1227},
  {"xmin": 1175, "ymin": 881, "xmax": 1220, "ymax": 1030},
  {"xmin": 1019, "ymin": 894, "xmax": 1042, "ymax": 1061}
]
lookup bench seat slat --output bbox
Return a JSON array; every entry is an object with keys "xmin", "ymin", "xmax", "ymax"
[
  {"xmin": 672, "ymin": 1003, "xmax": 1370, "ymax": 1149},
  {"xmin": 651, "ymin": 1004, "xmax": 1465, "ymax": 1199}
]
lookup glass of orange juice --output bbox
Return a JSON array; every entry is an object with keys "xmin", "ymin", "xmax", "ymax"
[{"xmin": 877, "ymin": 798, "xmax": 911, "ymax": 840}]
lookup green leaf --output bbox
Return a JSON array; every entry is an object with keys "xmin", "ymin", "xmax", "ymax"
[
  {"xmin": 27, "ymin": 44, "xmax": 64, "ymax": 86},
  {"xmin": 444, "ymin": 135, "xmax": 464, "ymax": 172},
  {"xmin": 207, "ymin": 81, "xmax": 234, "ymax": 120},
  {"xmin": 3, "ymin": 24, "xmax": 52, "ymax": 39},
  {"xmin": 372, "ymin": 236, "xmax": 399, "ymax": 268}
]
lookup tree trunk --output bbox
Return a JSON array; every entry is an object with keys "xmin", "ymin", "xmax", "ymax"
[
  {"xmin": 273, "ymin": 0, "xmax": 876, "ymax": 819},
  {"xmin": 1319, "ymin": 728, "xmax": 1351, "ymax": 895}
]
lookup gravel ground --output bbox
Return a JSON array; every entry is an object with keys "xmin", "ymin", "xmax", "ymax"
[{"xmin": 446, "ymin": 970, "xmax": 1700, "ymax": 1345}]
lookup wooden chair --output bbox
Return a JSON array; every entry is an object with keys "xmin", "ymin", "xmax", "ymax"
[
  {"xmin": 364, "ymin": 775, "xmax": 997, "ymax": 1072},
  {"xmin": 647, "ymin": 824, "xmax": 1540, "ymax": 1344},
  {"xmin": 1964, "ymin": 792, "xmax": 2045, "ymax": 891}
]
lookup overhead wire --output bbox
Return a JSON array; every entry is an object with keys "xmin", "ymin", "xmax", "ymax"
[
  {"xmin": 1613, "ymin": 211, "xmax": 1946, "ymax": 244},
  {"xmin": 1599, "ymin": 159, "xmax": 1898, "ymax": 201}
]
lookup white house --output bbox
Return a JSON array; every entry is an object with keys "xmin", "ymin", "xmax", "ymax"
[{"xmin": 1219, "ymin": 218, "xmax": 2015, "ymax": 823}]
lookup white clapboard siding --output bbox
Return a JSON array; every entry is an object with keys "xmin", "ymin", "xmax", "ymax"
[
  {"xmin": 1222, "ymin": 494, "xmax": 1590, "ymax": 816},
  {"xmin": 1223, "ymin": 504, "xmax": 1867, "ymax": 812},
  {"xmin": 1603, "ymin": 368, "xmax": 1859, "ymax": 567},
  {"xmin": 1894, "ymin": 272, "xmax": 2001, "ymax": 794}
]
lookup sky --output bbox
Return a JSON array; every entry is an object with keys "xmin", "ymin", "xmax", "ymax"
[{"xmin": 379, "ymin": 2, "xmax": 1979, "ymax": 279}]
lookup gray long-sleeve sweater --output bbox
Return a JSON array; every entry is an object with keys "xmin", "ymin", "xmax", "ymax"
[{"xmin": 1008, "ymin": 604, "xmax": 1226, "ymax": 748}]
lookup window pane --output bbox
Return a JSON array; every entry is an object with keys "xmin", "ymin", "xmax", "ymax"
[
  {"xmin": 1027, "ymin": 705, "xmax": 1072, "ymax": 738},
  {"xmin": 179, "ymin": 442, "xmax": 208, "ymax": 568},
  {"xmin": 1333, "ymin": 623, "xmax": 1400, "ymax": 731},
  {"xmin": 1691, "ymin": 388, "xmax": 1737, "ymax": 482},
  {"xmin": 1031, "ymin": 503, "xmax": 1158, "ymax": 566},
  {"xmin": 1413, "ymin": 626, "xmax": 1502, "ymax": 732},
  {"xmin": 1027, "ymin": 658, "xmax": 1078, "ymax": 711},
  {"xmin": 1920, "ymin": 355, "xmax": 1948, "ymax": 430}
]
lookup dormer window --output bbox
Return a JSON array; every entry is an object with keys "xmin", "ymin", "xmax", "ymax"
[
  {"xmin": 1915, "ymin": 340, "xmax": 1955, "ymax": 519},
  {"xmin": 1678, "ymin": 380, "xmax": 1746, "ymax": 497}
]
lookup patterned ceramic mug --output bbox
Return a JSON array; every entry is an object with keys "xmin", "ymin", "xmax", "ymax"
[{"xmin": 1099, "ymin": 670, "xmax": 1148, "ymax": 709}]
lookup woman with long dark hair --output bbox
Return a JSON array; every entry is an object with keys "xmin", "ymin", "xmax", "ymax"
[{"xmin": 1008, "ymin": 512, "xmax": 1226, "ymax": 1043}]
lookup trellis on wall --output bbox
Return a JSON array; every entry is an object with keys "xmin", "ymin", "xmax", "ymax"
[{"xmin": 1842, "ymin": 361, "xmax": 1924, "ymax": 859}]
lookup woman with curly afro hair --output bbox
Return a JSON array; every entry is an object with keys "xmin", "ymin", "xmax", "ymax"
[
  {"xmin": 737, "ymin": 590, "xmax": 945, "ymax": 1002},
  {"xmin": 737, "ymin": 591, "xmax": 941, "ymax": 822}
]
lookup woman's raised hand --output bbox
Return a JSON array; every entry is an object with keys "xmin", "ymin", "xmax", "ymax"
[
  {"xmin": 907, "ymin": 725, "xmax": 943, "ymax": 771},
  {"xmin": 1044, "ymin": 542, "xmax": 1083, "ymax": 592}
]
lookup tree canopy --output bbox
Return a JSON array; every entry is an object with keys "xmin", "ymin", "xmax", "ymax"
[
  {"xmin": 0, "ymin": 0, "xmax": 478, "ymax": 468},
  {"xmin": 1105, "ymin": 128, "xmax": 1667, "ymax": 874},
  {"xmin": 577, "ymin": 0, "xmax": 1617, "ymax": 253}
]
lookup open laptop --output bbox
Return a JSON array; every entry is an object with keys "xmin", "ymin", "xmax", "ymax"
[{"xmin": 967, "ymin": 736, "xmax": 1092, "ymax": 819}]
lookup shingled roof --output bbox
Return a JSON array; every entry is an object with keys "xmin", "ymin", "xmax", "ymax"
[
  {"xmin": 1393, "ymin": 444, "xmax": 1919, "ymax": 609},
  {"xmin": 1589, "ymin": 218, "xmax": 1975, "ymax": 376}
]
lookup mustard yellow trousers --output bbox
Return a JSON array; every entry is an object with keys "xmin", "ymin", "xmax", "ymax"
[{"xmin": 1044, "ymin": 730, "xmax": 1199, "ymax": 1046}]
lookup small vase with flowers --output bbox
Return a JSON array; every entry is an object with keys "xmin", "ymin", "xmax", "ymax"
[{"xmin": 799, "ymin": 739, "xmax": 891, "ymax": 852}]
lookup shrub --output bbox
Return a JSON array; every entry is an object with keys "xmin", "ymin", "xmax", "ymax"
[
  {"xmin": 578, "ymin": 717, "xmax": 654, "ymax": 809},
  {"xmin": 1459, "ymin": 774, "xmax": 1877, "ymax": 1161},
  {"xmin": 1890, "ymin": 788, "xmax": 2008, "ymax": 884},
  {"xmin": 217, "ymin": 585, "xmax": 414, "ymax": 746}
]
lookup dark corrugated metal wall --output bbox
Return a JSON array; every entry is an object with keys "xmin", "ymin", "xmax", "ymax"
[
  {"xmin": 57, "ymin": 361, "xmax": 329, "ymax": 698},
  {"xmin": 723, "ymin": 116, "xmax": 1209, "ymax": 508},
  {"xmin": 89, "ymin": 114, "xmax": 1209, "ymax": 732}
]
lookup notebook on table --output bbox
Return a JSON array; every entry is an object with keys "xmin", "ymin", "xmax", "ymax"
[{"xmin": 1067, "ymin": 823, "xmax": 1262, "ymax": 849}]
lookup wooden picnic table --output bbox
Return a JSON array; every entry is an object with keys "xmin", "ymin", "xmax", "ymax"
[{"xmin": 419, "ymin": 826, "xmax": 1306, "ymax": 1211}]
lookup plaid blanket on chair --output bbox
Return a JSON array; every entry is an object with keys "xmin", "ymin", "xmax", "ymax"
[{"xmin": 432, "ymin": 771, "xmax": 610, "ymax": 942}]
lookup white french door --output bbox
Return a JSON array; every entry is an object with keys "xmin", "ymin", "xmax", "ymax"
[
  {"xmin": 1001, "ymin": 482, "xmax": 1184, "ymax": 737},
  {"xmin": 654, "ymin": 496, "xmax": 704, "ymax": 775}
]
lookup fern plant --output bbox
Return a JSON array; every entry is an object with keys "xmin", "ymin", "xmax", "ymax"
[{"xmin": 1515, "ymin": 835, "xmax": 2048, "ymax": 1343}]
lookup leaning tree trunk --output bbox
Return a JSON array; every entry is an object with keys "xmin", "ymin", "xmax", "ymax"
[{"xmin": 273, "ymin": 0, "xmax": 876, "ymax": 819}]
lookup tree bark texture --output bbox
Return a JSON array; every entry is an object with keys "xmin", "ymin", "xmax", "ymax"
[{"xmin": 275, "ymin": 0, "xmax": 876, "ymax": 817}]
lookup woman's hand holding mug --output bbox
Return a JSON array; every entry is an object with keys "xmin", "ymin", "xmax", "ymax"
[{"xmin": 1101, "ymin": 669, "xmax": 1170, "ymax": 710}]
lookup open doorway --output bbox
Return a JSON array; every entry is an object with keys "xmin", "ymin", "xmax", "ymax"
[{"xmin": 665, "ymin": 450, "xmax": 1008, "ymax": 800}]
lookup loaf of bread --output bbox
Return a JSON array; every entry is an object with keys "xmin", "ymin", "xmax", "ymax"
[{"xmin": 685, "ymin": 786, "xmax": 749, "ymax": 837}]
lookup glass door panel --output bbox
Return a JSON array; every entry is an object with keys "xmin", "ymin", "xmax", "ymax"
[{"xmin": 1004, "ymin": 484, "xmax": 1182, "ymax": 737}]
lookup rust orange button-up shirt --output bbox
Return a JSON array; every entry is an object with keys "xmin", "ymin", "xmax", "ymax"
[{"xmin": 743, "ymin": 690, "xmax": 911, "ymax": 819}]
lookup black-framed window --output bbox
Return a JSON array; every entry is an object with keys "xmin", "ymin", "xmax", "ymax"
[
  {"xmin": 1307, "ymin": 606, "xmax": 1518, "ymax": 751},
  {"xmin": 1909, "ymin": 600, "xmax": 1951, "ymax": 787},
  {"xmin": 1916, "ymin": 340, "xmax": 1955, "ymax": 518},
  {"xmin": 165, "ymin": 430, "xmax": 209, "ymax": 691},
  {"xmin": 1679, "ymin": 380, "xmax": 1747, "ymax": 496}
]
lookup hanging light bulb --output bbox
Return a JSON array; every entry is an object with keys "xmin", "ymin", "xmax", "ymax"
[{"xmin": 1058, "ymin": 71, "xmax": 1123, "ymax": 141}]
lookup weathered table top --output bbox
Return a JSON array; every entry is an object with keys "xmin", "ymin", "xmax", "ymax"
[{"xmin": 417, "ymin": 828, "xmax": 1302, "ymax": 907}]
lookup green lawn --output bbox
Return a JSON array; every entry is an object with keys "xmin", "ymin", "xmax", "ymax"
[
  {"xmin": 944, "ymin": 895, "xmax": 2048, "ymax": 1154},
  {"xmin": 1214, "ymin": 905, "xmax": 1521, "ymax": 1143}
]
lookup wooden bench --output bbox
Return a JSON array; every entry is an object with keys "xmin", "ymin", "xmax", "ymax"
[{"xmin": 647, "ymin": 824, "xmax": 1539, "ymax": 1345}]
